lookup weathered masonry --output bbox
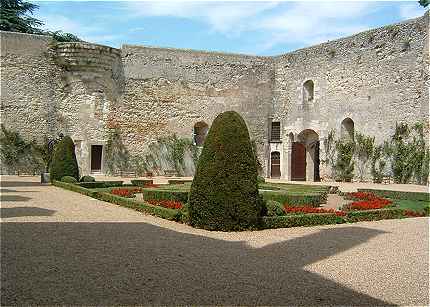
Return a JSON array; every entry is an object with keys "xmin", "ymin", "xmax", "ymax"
[{"xmin": 1, "ymin": 13, "xmax": 428, "ymax": 180}]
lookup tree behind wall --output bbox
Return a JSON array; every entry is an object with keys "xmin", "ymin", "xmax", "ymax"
[
  {"xmin": 49, "ymin": 136, "xmax": 79, "ymax": 181},
  {"xmin": 0, "ymin": 0, "xmax": 81, "ymax": 41}
]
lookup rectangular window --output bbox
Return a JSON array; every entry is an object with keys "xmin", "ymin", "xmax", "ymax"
[{"xmin": 271, "ymin": 122, "xmax": 281, "ymax": 142}]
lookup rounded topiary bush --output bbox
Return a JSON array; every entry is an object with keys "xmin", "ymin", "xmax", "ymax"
[
  {"xmin": 50, "ymin": 136, "xmax": 79, "ymax": 182},
  {"xmin": 188, "ymin": 111, "xmax": 264, "ymax": 231},
  {"xmin": 80, "ymin": 175, "xmax": 95, "ymax": 182},
  {"xmin": 61, "ymin": 176, "xmax": 78, "ymax": 184}
]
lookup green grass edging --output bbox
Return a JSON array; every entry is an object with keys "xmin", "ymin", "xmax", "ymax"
[
  {"xmin": 53, "ymin": 181, "xmax": 181, "ymax": 221},
  {"xmin": 357, "ymin": 189, "xmax": 429, "ymax": 202}
]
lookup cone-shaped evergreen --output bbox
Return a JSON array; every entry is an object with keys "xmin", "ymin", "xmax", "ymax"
[
  {"xmin": 188, "ymin": 111, "xmax": 263, "ymax": 231},
  {"xmin": 50, "ymin": 136, "xmax": 79, "ymax": 181}
]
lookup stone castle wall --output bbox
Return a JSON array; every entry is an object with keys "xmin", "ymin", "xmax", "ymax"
[
  {"xmin": 272, "ymin": 14, "xmax": 429, "ymax": 180},
  {"xmin": 0, "ymin": 13, "xmax": 428, "ymax": 179}
]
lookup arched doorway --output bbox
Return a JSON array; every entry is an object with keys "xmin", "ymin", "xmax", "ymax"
[
  {"xmin": 291, "ymin": 129, "xmax": 320, "ymax": 181},
  {"xmin": 270, "ymin": 151, "xmax": 281, "ymax": 178},
  {"xmin": 193, "ymin": 122, "xmax": 209, "ymax": 146},
  {"xmin": 341, "ymin": 118, "xmax": 354, "ymax": 141}
]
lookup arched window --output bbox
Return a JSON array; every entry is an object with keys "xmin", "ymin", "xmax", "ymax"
[
  {"xmin": 341, "ymin": 118, "xmax": 354, "ymax": 141},
  {"xmin": 303, "ymin": 80, "xmax": 314, "ymax": 104},
  {"xmin": 193, "ymin": 122, "xmax": 209, "ymax": 146}
]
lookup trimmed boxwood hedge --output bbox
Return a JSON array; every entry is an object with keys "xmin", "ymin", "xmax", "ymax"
[
  {"xmin": 141, "ymin": 189, "xmax": 189, "ymax": 203},
  {"xmin": 131, "ymin": 179, "xmax": 154, "ymax": 187},
  {"xmin": 168, "ymin": 179, "xmax": 192, "ymax": 185},
  {"xmin": 345, "ymin": 208, "xmax": 405, "ymax": 222},
  {"xmin": 53, "ymin": 181, "xmax": 181, "ymax": 221},
  {"xmin": 61, "ymin": 176, "xmax": 78, "ymax": 184},
  {"xmin": 263, "ymin": 213, "xmax": 343, "ymax": 229},
  {"xmin": 357, "ymin": 189, "xmax": 429, "ymax": 202},
  {"xmin": 260, "ymin": 191, "xmax": 325, "ymax": 207},
  {"xmin": 77, "ymin": 181, "xmax": 124, "ymax": 188}
]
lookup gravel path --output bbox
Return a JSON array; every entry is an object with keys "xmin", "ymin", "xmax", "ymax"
[{"xmin": 1, "ymin": 176, "xmax": 429, "ymax": 306}]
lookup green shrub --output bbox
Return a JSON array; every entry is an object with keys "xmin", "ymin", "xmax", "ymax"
[
  {"xmin": 257, "ymin": 176, "xmax": 265, "ymax": 184},
  {"xmin": 80, "ymin": 175, "xmax": 95, "ymax": 182},
  {"xmin": 50, "ymin": 136, "xmax": 79, "ymax": 181},
  {"xmin": 77, "ymin": 181, "xmax": 123, "ymax": 189},
  {"xmin": 357, "ymin": 189, "xmax": 430, "ymax": 202},
  {"xmin": 131, "ymin": 179, "xmax": 153, "ymax": 186},
  {"xmin": 335, "ymin": 140, "xmax": 355, "ymax": 182},
  {"xmin": 141, "ymin": 189, "xmax": 189, "ymax": 203},
  {"xmin": 188, "ymin": 111, "xmax": 264, "ymax": 231},
  {"xmin": 263, "ymin": 213, "xmax": 343, "ymax": 229},
  {"xmin": 260, "ymin": 191, "xmax": 325, "ymax": 207},
  {"xmin": 168, "ymin": 179, "xmax": 192, "ymax": 185},
  {"xmin": 61, "ymin": 176, "xmax": 78, "ymax": 184},
  {"xmin": 345, "ymin": 208, "xmax": 404, "ymax": 222},
  {"xmin": 265, "ymin": 200, "xmax": 285, "ymax": 217}
]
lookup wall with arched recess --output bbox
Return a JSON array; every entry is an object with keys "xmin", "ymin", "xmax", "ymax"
[{"xmin": 273, "ymin": 13, "xmax": 428, "ymax": 181}]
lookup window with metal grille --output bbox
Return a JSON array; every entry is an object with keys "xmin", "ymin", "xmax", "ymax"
[{"xmin": 271, "ymin": 122, "xmax": 281, "ymax": 141}]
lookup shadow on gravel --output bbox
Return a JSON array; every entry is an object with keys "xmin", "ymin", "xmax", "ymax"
[
  {"xmin": 1, "ymin": 207, "xmax": 56, "ymax": 218},
  {"xmin": 0, "ymin": 181, "xmax": 42, "ymax": 188},
  {"xmin": 1, "ymin": 222, "xmax": 396, "ymax": 306},
  {"xmin": 0, "ymin": 195, "xmax": 32, "ymax": 202},
  {"xmin": 0, "ymin": 189, "xmax": 39, "ymax": 193}
]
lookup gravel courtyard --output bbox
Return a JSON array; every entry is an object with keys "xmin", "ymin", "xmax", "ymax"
[{"xmin": 1, "ymin": 176, "xmax": 429, "ymax": 306}]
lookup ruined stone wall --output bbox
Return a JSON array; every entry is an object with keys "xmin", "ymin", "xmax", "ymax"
[
  {"xmin": 0, "ymin": 31, "xmax": 62, "ymax": 141},
  {"xmin": 115, "ymin": 45, "xmax": 274, "ymax": 172},
  {"xmin": 272, "ymin": 14, "xmax": 429, "ymax": 180}
]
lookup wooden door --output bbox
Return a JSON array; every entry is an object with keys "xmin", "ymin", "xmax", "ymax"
[
  {"xmin": 91, "ymin": 145, "xmax": 103, "ymax": 172},
  {"xmin": 291, "ymin": 142, "xmax": 306, "ymax": 181},
  {"xmin": 270, "ymin": 152, "xmax": 281, "ymax": 178}
]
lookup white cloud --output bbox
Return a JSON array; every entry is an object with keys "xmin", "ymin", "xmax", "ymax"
[{"xmin": 127, "ymin": 1, "xmax": 377, "ymax": 53}]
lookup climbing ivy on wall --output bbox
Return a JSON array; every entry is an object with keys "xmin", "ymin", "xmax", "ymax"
[
  {"xmin": 0, "ymin": 124, "xmax": 45, "ymax": 175},
  {"xmin": 106, "ymin": 130, "xmax": 200, "ymax": 176},
  {"xmin": 322, "ymin": 122, "xmax": 429, "ymax": 185}
]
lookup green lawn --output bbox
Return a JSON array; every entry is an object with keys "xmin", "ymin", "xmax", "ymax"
[{"xmin": 393, "ymin": 199, "xmax": 430, "ymax": 212}]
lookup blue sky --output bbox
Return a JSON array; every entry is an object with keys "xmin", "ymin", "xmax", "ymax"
[{"xmin": 33, "ymin": 1, "xmax": 428, "ymax": 56}]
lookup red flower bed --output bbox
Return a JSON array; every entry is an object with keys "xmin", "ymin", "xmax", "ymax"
[
  {"xmin": 343, "ymin": 192, "xmax": 393, "ymax": 211},
  {"xmin": 146, "ymin": 199, "xmax": 183, "ymax": 209},
  {"xmin": 111, "ymin": 188, "xmax": 141, "ymax": 198},
  {"xmin": 283, "ymin": 205, "xmax": 346, "ymax": 216},
  {"xmin": 344, "ymin": 199, "xmax": 393, "ymax": 211},
  {"xmin": 346, "ymin": 192, "xmax": 381, "ymax": 201}
]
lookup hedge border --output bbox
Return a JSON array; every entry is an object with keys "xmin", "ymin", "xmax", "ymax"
[
  {"xmin": 357, "ymin": 189, "xmax": 429, "ymax": 202},
  {"xmin": 168, "ymin": 179, "xmax": 192, "ymax": 185},
  {"xmin": 260, "ymin": 191, "xmax": 326, "ymax": 207},
  {"xmin": 131, "ymin": 179, "xmax": 154, "ymax": 187},
  {"xmin": 77, "ymin": 181, "xmax": 124, "ymax": 189},
  {"xmin": 141, "ymin": 189, "xmax": 189, "ymax": 203},
  {"xmin": 53, "ymin": 181, "xmax": 181, "ymax": 221},
  {"xmin": 53, "ymin": 181, "xmax": 421, "ymax": 231}
]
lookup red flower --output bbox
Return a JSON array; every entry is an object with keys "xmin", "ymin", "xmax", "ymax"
[
  {"xmin": 146, "ymin": 199, "xmax": 183, "ymax": 209},
  {"xmin": 111, "ymin": 188, "xmax": 137, "ymax": 198}
]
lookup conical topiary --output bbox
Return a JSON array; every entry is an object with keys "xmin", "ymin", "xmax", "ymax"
[
  {"xmin": 50, "ymin": 136, "xmax": 79, "ymax": 182},
  {"xmin": 188, "ymin": 111, "xmax": 264, "ymax": 231}
]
